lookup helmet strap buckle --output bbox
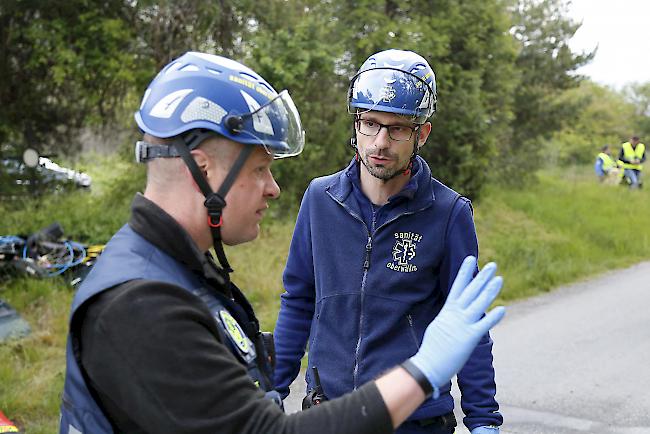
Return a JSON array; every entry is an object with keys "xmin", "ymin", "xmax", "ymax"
[{"xmin": 204, "ymin": 193, "xmax": 226, "ymax": 227}]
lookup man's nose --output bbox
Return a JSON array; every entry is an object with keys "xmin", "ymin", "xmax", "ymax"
[
  {"xmin": 265, "ymin": 174, "xmax": 281, "ymax": 199},
  {"xmin": 373, "ymin": 126, "xmax": 391, "ymax": 148}
]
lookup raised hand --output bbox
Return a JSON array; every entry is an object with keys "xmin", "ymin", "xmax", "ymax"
[{"xmin": 408, "ymin": 256, "xmax": 505, "ymax": 393}]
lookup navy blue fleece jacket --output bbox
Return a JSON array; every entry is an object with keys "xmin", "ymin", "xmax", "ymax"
[{"xmin": 274, "ymin": 156, "xmax": 501, "ymax": 430}]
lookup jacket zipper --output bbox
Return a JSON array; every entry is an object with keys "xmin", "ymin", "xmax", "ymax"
[
  {"xmin": 407, "ymin": 314, "xmax": 419, "ymax": 350},
  {"xmin": 326, "ymin": 193, "xmax": 371, "ymax": 390},
  {"xmin": 354, "ymin": 207, "xmax": 377, "ymax": 388},
  {"xmin": 326, "ymin": 191, "xmax": 432, "ymax": 389},
  {"xmin": 353, "ymin": 233, "xmax": 372, "ymax": 388}
]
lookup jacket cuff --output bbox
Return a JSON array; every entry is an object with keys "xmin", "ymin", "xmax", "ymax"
[{"xmin": 471, "ymin": 426, "xmax": 500, "ymax": 434}]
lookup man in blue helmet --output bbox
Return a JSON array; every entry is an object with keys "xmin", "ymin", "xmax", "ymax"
[
  {"xmin": 58, "ymin": 51, "xmax": 505, "ymax": 434},
  {"xmin": 274, "ymin": 49, "xmax": 503, "ymax": 433}
]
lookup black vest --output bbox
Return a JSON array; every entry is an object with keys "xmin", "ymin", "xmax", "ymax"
[{"xmin": 59, "ymin": 224, "xmax": 276, "ymax": 434}]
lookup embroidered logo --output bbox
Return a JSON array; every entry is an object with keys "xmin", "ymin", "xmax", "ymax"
[
  {"xmin": 387, "ymin": 232, "xmax": 422, "ymax": 273},
  {"xmin": 219, "ymin": 309, "xmax": 250, "ymax": 354}
]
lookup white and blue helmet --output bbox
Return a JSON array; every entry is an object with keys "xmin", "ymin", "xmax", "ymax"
[
  {"xmin": 135, "ymin": 52, "xmax": 304, "ymax": 158},
  {"xmin": 134, "ymin": 52, "xmax": 305, "ymax": 279},
  {"xmin": 348, "ymin": 49, "xmax": 437, "ymax": 124}
]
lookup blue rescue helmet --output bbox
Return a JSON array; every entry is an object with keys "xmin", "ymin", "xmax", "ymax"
[
  {"xmin": 133, "ymin": 52, "xmax": 305, "ymax": 280},
  {"xmin": 348, "ymin": 49, "xmax": 437, "ymax": 124},
  {"xmin": 135, "ymin": 52, "xmax": 304, "ymax": 158}
]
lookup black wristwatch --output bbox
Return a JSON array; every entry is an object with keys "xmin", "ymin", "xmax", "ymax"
[{"xmin": 400, "ymin": 359, "xmax": 439, "ymax": 399}]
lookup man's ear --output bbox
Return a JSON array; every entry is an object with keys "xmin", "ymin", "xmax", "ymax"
[
  {"xmin": 190, "ymin": 148, "xmax": 211, "ymax": 176},
  {"xmin": 417, "ymin": 122, "xmax": 432, "ymax": 149}
]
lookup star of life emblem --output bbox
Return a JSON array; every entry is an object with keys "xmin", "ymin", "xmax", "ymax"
[{"xmin": 387, "ymin": 232, "xmax": 422, "ymax": 273}]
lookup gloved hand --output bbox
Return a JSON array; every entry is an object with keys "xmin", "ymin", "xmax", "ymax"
[
  {"xmin": 408, "ymin": 256, "xmax": 505, "ymax": 394},
  {"xmin": 471, "ymin": 426, "xmax": 500, "ymax": 434}
]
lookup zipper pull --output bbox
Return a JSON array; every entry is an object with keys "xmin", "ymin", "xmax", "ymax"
[{"xmin": 363, "ymin": 236, "xmax": 372, "ymax": 269}]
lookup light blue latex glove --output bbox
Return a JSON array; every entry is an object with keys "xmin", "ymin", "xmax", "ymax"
[
  {"xmin": 471, "ymin": 426, "xmax": 500, "ymax": 434},
  {"xmin": 408, "ymin": 256, "xmax": 505, "ymax": 393}
]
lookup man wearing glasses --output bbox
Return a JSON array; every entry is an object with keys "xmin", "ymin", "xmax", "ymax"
[{"xmin": 274, "ymin": 50, "xmax": 502, "ymax": 434}]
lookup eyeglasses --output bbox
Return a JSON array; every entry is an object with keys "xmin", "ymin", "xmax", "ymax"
[{"xmin": 355, "ymin": 118, "xmax": 418, "ymax": 141}]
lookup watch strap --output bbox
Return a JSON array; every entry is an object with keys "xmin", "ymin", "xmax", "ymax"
[{"xmin": 401, "ymin": 359, "xmax": 439, "ymax": 399}]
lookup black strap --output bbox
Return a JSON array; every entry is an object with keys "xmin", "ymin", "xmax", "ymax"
[
  {"xmin": 172, "ymin": 135, "xmax": 215, "ymax": 198},
  {"xmin": 171, "ymin": 133, "xmax": 254, "ymax": 277},
  {"xmin": 216, "ymin": 145, "xmax": 253, "ymax": 198},
  {"xmin": 208, "ymin": 145, "xmax": 253, "ymax": 275},
  {"xmin": 401, "ymin": 359, "xmax": 435, "ymax": 399},
  {"xmin": 135, "ymin": 141, "xmax": 181, "ymax": 163},
  {"xmin": 171, "ymin": 135, "xmax": 233, "ymax": 274},
  {"xmin": 210, "ymin": 227, "xmax": 232, "ymax": 275}
]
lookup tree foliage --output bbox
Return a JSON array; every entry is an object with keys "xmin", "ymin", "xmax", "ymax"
[
  {"xmin": 501, "ymin": 0, "xmax": 594, "ymax": 183},
  {"xmin": 3, "ymin": 0, "xmax": 646, "ymax": 203},
  {"xmin": 623, "ymin": 82, "xmax": 650, "ymax": 139},
  {"xmin": 545, "ymin": 81, "xmax": 637, "ymax": 165},
  {"xmin": 0, "ymin": 0, "xmax": 142, "ymax": 156}
]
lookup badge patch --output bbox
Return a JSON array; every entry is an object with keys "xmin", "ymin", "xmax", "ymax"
[
  {"xmin": 387, "ymin": 231, "xmax": 422, "ymax": 273},
  {"xmin": 219, "ymin": 310, "xmax": 250, "ymax": 354}
]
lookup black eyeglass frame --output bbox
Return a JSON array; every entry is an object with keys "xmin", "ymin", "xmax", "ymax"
[{"xmin": 354, "ymin": 117, "xmax": 421, "ymax": 142}]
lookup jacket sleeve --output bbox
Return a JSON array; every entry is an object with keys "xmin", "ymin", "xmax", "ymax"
[
  {"xmin": 440, "ymin": 198, "xmax": 503, "ymax": 430},
  {"xmin": 274, "ymin": 184, "xmax": 317, "ymax": 399},
  {"xmin": 594, "ymin": 157, "xmax": 603, "ymax": 173},
  {"xmin": 80, "ymin": 281, "xmax": 392, "ymax": 434}
]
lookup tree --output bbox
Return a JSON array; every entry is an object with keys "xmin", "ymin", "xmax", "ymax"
[
  {"xmin": 0, "ymin": 0, "xmax": 143, "ymax": 156},
  {"xmin": 306, "ymin": 0, "xmax": 519, "ymax": 199},
  {"xmin": 501, "ymin": 0, "xmax": 594, "ymax": 182},
  {"xmin": 623, "ymin": 82, "xmax": 650, "ymax": 139},
  {"xmin": 545, "ymin": 81, "xmax": 637, "ymax": 165},
  {"xmin": 132, "ymin": 0, "xmax": 257, "ymax": 71}
]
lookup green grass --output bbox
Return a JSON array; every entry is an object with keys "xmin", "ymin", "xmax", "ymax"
[
  {"xmin": 0, "ymin": 278, "xmax": 70, "ymax": 434},
  {"xmin": 1, "ymin": 162, "xmax": 649, "ymax": 431},
  {"xmin": 225, "ymin": 222, "xmax": 293, "ymax": 331},
  {"xmin": 476, "ymin": 166, "xmax": 650, "ymax": 302}
]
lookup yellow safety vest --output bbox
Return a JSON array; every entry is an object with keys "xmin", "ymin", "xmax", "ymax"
[
  {"xmin": 597, "ymin": 153, "xmax": 616, "ymax": 171},
  {"xmin": 618, "ymin": 142, "xmax": 645, "ymax": 171}
]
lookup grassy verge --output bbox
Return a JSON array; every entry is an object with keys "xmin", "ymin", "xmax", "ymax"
[
  {"xmin": 1, "ymin": 163, "xmax": 648, "ymax": 431},
  {"xmin": 476, "ymin": 166, "xmax": 650, "ymax": 302},
  {"xmin": 0, "ymin": 278, "xmax": 70, "ymax": 434}
]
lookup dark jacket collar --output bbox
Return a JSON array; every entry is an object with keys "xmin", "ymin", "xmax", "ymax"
[{"xmin": 128, "ymin": 193, "xmax": 228, "ymax": 289}]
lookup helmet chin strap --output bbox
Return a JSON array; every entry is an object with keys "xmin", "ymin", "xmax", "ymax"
[
  {"xmin": 171, "ymin": 130, "xmax": 254, "ymax": 282},
  {"xmin": 402, "ymin": 127, "xmax": 422, "ymax": 177}
]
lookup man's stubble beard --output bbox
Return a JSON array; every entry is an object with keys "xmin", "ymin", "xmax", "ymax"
[{"xmin": 360, "ymin": 150, "xmax": 408, "ymax": 181}]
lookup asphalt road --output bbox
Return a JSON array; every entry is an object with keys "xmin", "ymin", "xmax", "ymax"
[{"xmin": 284, "ymin": 261, "xmax": 650, "ymax": 434}]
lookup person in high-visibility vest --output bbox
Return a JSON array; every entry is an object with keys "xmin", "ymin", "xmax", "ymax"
[
  {"xmin": 594, "ymin": 144, "xmax": 618, "ymax": 183},
  {"xmin": 618, "ymin": 136, "xmax": 646, "ymax": 188}
]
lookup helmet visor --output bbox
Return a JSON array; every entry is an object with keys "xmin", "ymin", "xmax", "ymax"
[
  {"xmin": 348, "ymin": 68, "xmax": 434, "ymax": 122},
  {"xmin": 238, "ymin": 90, "xmax": 305, "ymax": 159}
]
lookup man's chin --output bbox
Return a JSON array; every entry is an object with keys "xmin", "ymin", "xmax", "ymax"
[
  {"xmin": 368, "ymin": 167, "xmax": 398, "ymax": 181},
  {"xmin": 222, "ymin": 226, "xmax": 260, "ymax": 246},
  {"xmin": 361, "ymin": 157, "xmax": 408, "ymax": 181}
]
